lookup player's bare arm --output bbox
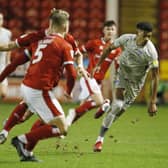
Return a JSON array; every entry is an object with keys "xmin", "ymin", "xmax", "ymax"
[
  {"xmin": 92, "ymin": 43, "xmax": 116, "ymax": 76},
  {"xmin": 75, "ymin": 50, "xmax": 90, "ymax": 79},
  {"xmin": 148, "ymin": 67, "xmax": 159, "ymax": 116},
  {"xmin": 75, "ymin": 50, "xmax": 84, "ymax": 68},
  {"xmin": 0, "ymin": 41, "xmax": 18, "ymax": 51}
]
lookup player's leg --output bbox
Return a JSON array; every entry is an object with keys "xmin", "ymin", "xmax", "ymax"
[
  {"xmin": 87, "ymin": 77, "xmax": 111, "ymax": 119},
  {"xmin": 66, "ymin": 77, "xmax": 99, "ymax": 126},
  {"xmin": 66, "ymin": 93, "xmax": 105, "ymax": 126},
  {"xmin": 66, "ymin": 77, "xmax": 110, "ymax": 126},
  {"xmin": 20, "ymin": 110, "xmax": 34, "ymax": 122},
  {"xmin": 93, "ymin": 78, "xmax": 142, "ymax": 152},
  {"xmin": 66, "ymin": 99, "xmax": 96, "ymax": 126},
  {"xmin": 26, "ymin": 124, "xmax": 60, "ymax": 151},
  {"xmin": 13, "ymin": 124, "xmax": 60, "ymax": 155},
  {"xmin": 12, "ymin": 119, "xmax": 44, "ymax": 160},
  {"xmin": 93, "ymin": 88, "xmax": 125, "ymax": 152},
  {"xmin": 67, "ymin": 93, "xmax": 110, "ymax": 126},
  {"xmin": 94, "ymin": 66, "xmax": 117, "ymax": 119},
  {"xmin": 21, "ymin": 84, "xmax": 68, "ymax": 135},
  {"xmin": 25, "ymin": 119, "xmax": 60, "ymax": 153},
  {"xmin": 0, "ymin": 101, "xmax": 28, "ymax": 144},
  {"xmin": 30, "ymin": 119, "xmax": 44, "ymax": 131},
  {"xmin": 94, "ymin": 98, "xmax": 111, "ymax": 119},
  {"xmin": 11, "ymin": 85, "xmax": 65, "ymax": 161},
  {"xmin": 11, "ymin": 122, "xmax": 60, "ymax": 162}
]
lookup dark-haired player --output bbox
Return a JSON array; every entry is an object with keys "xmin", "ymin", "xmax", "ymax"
[
  {"xmin": 66, "ymin": 20, "xmax": 121, "ymax": 126},
  {"xmin": 93, "ymin": 22, "xmax": 159, "ymax": 152}
]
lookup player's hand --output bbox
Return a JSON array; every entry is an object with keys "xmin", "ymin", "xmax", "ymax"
[
  {"xmin": 148, "ymin": 103, "xmax": 157, "ymax": 117},
  {"xmin": 77, "ymin": 65, "xmax": 90, "ymax": 79},
  {"xmin": 51, "ymin": 8, "xmax": 56, "ymax": 13},
  {"xmin": 91, "ymin": 65, "xmax": 100, "ymax": 77},
  {"xmin": 63, "ymin": 91, "xmax": 73, "ymax": 100}
]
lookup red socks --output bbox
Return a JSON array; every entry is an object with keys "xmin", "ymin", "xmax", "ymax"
[
  {"xmin": 30, "ymin": 119, "xmax": 44, "ymax": 131},
  {"xmin": 74, "ymin": 100, "xmax": 96, "ymax": 121},
  {"xmin": 4, "ymin": 102, "xmax": 28, "ymax": 131},
  {"xmin": 25, "ymin": 124, "xmax": 60, "ymax": 151}
]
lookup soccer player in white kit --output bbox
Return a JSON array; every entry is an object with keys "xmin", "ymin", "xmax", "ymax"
[
  {"xmin": 93, "ymin": 22, "xmax": 159, "ymax": 152},
  {"xmin": 0, "ymin": 13, "xmax": 12, "ymax": 98}
]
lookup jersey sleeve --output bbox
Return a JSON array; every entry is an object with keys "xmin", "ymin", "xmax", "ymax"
[
  {"xmin": 23, "ymin": 46, "xmax": 32, "ymax": 59},
  {"xmin": 63, "ymin": 42, "xmax": 74, "ymax": 66},
  {"xmin": 147, "ymin": 42, "xmax": 159, "ymax": 68},
  {"xmin": 15, "ymin": 30, "xmax": 46, "ymax": 47},
  {"xmin": 65, "ymin": 34, "xmax": 80, "ymax": 55},
  {"xmin": 113, "ymin": 34, "xmax": 132, "ymax": 48},
  {"xmin": 81, "ymin": 40, "xmax": 94, "ymax": 53}
]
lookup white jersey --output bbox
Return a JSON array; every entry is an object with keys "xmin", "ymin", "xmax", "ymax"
[
  {"xmin": 0, "ymin": 27, "xmax": 12, "ymax": 68},
  {"xmin": 113, "ymin": 34, "xmax": 159, "ymax": 82}
]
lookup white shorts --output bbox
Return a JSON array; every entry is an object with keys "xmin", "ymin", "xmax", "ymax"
[
  {"xmin": 115, "ymin": 72, "xmax": 144, "ymax": 109},
  {"xmin": 21, "ymin": 84, "xmax": 65, "ymax": 123},
  {"xmin": 78, "ymin": 77, "xmax": 101, "ymax": 101}
]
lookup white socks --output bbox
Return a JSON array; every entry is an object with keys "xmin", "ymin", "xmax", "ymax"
[
  {"xmin": 18, "ymin": 134, "xmax": 28, "ymax": 144},
  {"xmin": 0, "ymin": 129, "xmax": 8, "ymax": 138},
  {"xmin": 96, "ymin": 136, "xmax": 104, "ymax": 143}
]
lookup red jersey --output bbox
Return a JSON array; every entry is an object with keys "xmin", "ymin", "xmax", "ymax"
[
  {"xmin": 81, "ymin": 38, "xmax": 121, "ymax": 83},
  {"xmin": 16, "ymin": 30, "xmax": 46, "ymax": 47},
  {"xmin": 65, "ymin": 34, "xmax": 79, "ymax": 54},
  {"xmin": 23, "ymin": 34, "xmax": 76, "ymax": 91},
  {"xmin": 16, "ymin": 30, "xmax": 78, "ymax": 53}
]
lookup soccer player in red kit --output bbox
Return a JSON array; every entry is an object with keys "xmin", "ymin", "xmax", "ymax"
[
  {"xmin": 0, "ymin": 32, "xmax": 80, "ymax": 83},
  {"xmin": 12, "ymin": 9, "xmax": 77, "ymax": 162},
  {"xmin": 0, "ymin": 11, "xmax": 84, "ymax": 147},
  {"xmin": 66, "ymin": 20, "xmax": 121, "ymax": 126},
  {"xmin": 0, "ymin": 9, "xmax": 77, "ymax": 162},
  {"xmin": 0, "ymin": 7, "xmax": 81, "ymax": 83}
]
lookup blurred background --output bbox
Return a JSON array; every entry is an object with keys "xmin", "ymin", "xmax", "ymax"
[{"xmin": 0, "ymin": 0, "xmax": 168, "ymax": 104}]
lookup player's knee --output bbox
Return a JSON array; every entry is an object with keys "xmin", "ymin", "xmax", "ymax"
[
  {"xmin": 101, "ymin": 99, "xmax": 111, "ymax": 111},
  {"xmin": 111, "ymin": 99, "xmax": 124, "ymax": 115},
  {"xmin": 94, "ymin": 96, "xmax": 104, "ymax": 105}
]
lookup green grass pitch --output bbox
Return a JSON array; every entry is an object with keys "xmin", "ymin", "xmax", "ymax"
[{"xmin": 0, "ymin": 102, "xmax": 168, "ymax": 168}]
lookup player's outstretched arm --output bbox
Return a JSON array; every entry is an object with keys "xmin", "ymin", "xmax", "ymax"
[
  {"xmin": 0, "ymin": 41, "xmax": 18, "ymax": 51},
  {"xmin": 91, "ymin": 43, "xmax": 116, "ymax": 76},
  {"xmin": 75, "ymin": 51, "xmax": 90, "ymax": 79},
  {"xmin": 148, "ymin": 67, "xmax": 159, "ymax": 116},
  {"xmin": 75, "ymin": 50, "xmax": 83, "ymax": 67}
]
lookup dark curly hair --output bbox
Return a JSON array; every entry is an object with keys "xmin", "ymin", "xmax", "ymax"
[{"xmin": 136, "ymin": 22, "xmax": 153, "ymax": 32}]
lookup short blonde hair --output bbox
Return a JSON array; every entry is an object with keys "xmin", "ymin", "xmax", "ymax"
[{"xmin": 49, "ymin": 8, "xmax": 69, "ymax": 26}]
